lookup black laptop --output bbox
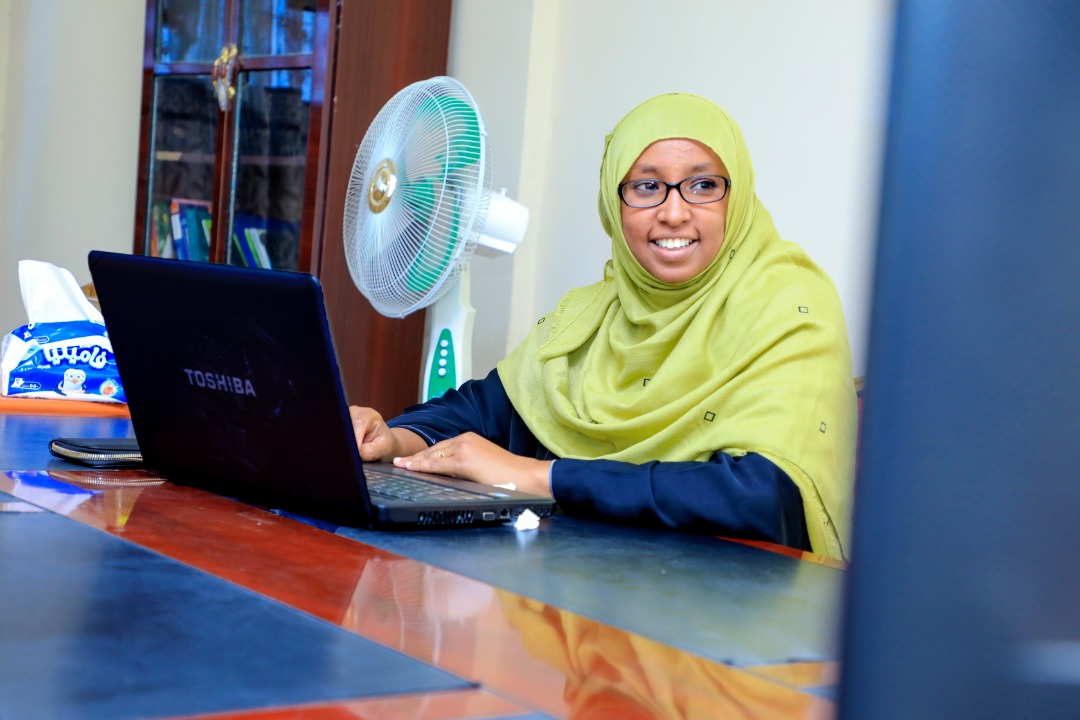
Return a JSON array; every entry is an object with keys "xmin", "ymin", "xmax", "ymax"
[{"xmin": 85, "ymin": 250, "xmax": 554, "ymax": 529}]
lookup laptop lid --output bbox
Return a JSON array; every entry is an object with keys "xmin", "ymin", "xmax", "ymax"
[{"xmin": 87, "ymin": 251, "xmax": 553, "ymax": 528}]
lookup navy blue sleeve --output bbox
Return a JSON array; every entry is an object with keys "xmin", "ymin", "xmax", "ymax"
[
  {"xmin": 551, "ymin": 455, "xmax": 810, "ymax": 550},
  {"xmin": 387, "ymin": 368, "xmax": 809, "ymax": 550}
]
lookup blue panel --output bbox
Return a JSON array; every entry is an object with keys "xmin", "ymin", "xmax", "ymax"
[
  {"xmin": 0, "ymin": 512, "xmax": 470, "ymax": 720},
  {"xmin": 840, "ymin": 1, "xmax": 1080, "ymax": 718}
]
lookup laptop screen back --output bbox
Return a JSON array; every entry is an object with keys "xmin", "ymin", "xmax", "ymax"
[{"xmin": 88, "ymin": 251, "xmax": 374, "ymax": 525}]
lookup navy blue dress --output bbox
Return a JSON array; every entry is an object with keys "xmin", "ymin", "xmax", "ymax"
[{"xmin": 388, "ymin": 368, "xmax": 810, "ymax": 550}]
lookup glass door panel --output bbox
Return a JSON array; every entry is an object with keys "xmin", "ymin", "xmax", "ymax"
[
  {"xmin": 239, "ymin": 0, "xmax": 316, "ymax": 58},
  {"xmin": 145, "ymin": 76, "xmax": 218, "ymax": 261},
  {"xmin": 156, "ymin": 0, "xmax": 227, "ymax": 63},
  {"xmin": 227, "ymin": 68, "xmax": 312, "ymax": 270}
]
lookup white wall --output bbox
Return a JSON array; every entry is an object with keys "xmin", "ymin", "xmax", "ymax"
[
  {"xmin": 0, "ymin": 0, "xmax": 144, "ymax": 336},
  {"xmin": 450, "ymin": 0, "xmax": 893, "ymax": 376},
  {"xmin": 446, "ymin": 0, "xmax": 535, "ymax": 382},
  {"xmin": 0, "ymin": 0, "xmax": 11, "ymax": 203}
]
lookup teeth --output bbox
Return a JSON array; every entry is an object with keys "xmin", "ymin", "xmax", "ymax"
[{"xmin": 654, "ymin": 238, "xmax": 693, "ymax": 249}]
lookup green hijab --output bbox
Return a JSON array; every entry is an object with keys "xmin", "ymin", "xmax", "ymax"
[{"xmin": 498, "ymin": 93, "xmax": 856, "ymax": 559}]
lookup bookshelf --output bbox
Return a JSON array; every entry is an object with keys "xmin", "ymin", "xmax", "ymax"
[{"xmin": 132, "ymin": 0, "xmax": 452, "ymax": 415}]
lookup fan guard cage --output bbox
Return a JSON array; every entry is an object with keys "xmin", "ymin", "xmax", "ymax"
[{"xmin": 344, "ymin": 76, "xmax": 493, "ymax": 318}]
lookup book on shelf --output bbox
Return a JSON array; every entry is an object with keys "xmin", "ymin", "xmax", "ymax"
[
  {"xmin": 231, "ymin": 213, "xmax": 272, "ymax": 269},
  {"xmin": 149, "ymin": 201, "xmax": 175, "ymax": 258},
  {"xmin": 169, "ymin": 198, "xmax": 212, "ymax": 262}
]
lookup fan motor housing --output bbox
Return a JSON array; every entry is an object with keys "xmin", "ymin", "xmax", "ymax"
[{"xmin": 367, "ymin": 158, "xmax": 398, "ymax": 213}]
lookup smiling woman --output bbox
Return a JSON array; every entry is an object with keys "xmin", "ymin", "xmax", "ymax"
[{"xmin": 350, "ymin": 93, "xmax": 857, "ymax": 561}]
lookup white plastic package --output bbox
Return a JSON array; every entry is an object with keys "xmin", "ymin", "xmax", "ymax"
[{"xmin": 1, "ymin": 260, "xmax": 125, "ymax": 403}]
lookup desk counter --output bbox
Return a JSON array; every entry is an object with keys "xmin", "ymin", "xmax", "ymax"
[{"xmin": 0, "ymin": 410, "xmax": 842, "ymax": 719}]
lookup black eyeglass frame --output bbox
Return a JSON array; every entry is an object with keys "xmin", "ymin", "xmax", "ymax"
[{"xmin": 617, "ymin": 174, "xmax": 732, "ymax": 209}]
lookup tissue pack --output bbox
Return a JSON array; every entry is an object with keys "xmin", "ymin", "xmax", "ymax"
[
  {"xmin": 2, "ymin": 320, "xmax": 125, "ymax": 402},
  {"xmin": 1, "ymin": 259, "xmax": 125, "ymax": 404}
]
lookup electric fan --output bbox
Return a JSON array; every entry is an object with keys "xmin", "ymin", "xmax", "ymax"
[{"xmin": 343, "ymin": 76, "xmax": 528, "ymax": 399}]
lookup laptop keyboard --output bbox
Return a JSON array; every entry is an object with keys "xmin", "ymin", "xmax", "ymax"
[{"xmin": 364, "ymin": 467, "xmax": 487, "ymax": 502}]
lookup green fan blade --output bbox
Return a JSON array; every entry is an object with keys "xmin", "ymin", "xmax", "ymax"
[
  {"xmin": 401, "ymin": 178, "xmax": 457, "ymax": 293},
  {"xmin": 397, "ymin": 93, "xmax": 482, "ymax": 294},
  {"xmin": 414, "ymin": 95, "xmax": 482, "ymax": 172}
]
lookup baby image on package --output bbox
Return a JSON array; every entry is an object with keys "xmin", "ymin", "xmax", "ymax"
[{"xmin": 1, "ymin": 260, "xmax": 125, "ymax": 404}]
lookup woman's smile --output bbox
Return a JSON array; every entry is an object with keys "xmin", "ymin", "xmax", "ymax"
[{"xmin": 652, "ymin": 237, "xmax": 696, "ymax": 250}]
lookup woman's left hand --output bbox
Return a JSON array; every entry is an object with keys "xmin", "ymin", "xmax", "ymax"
[{"xmin": 392, "ymin": 432, "xmax": 554, "ymax": 499}]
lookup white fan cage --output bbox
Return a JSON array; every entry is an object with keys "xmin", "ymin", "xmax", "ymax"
[{"xmin": 343, "ymin": 76, "xmax": 493, "ymax": 318}]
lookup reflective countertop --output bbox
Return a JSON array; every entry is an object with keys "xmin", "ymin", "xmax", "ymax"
[{"xmin": 0, "ymin": 410, "xmax": 842, "ymax": 719}]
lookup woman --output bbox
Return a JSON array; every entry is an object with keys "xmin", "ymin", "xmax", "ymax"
[{"xmin": 351, "ymin": 93, "xmax": 856, "ymax": 560}]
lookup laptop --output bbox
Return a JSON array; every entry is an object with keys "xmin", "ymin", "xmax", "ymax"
[{"xmin": 86, "ymin": 250, "xmax": 555, "ymax": 529}]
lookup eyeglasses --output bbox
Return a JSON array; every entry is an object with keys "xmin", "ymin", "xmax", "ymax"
[{"xmin": 618, "ymin": 175, "xmax": 731, "ymax": 208}]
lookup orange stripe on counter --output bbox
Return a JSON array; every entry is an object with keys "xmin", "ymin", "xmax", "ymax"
[{"xmin": 0, "ymin": 395, "xmax": 130, "ymax": 417}]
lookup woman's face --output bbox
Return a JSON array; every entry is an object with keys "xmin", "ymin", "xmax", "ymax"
[{"xmin": 619, "ymin": 139, "xmax": 730, "ymax": 285}]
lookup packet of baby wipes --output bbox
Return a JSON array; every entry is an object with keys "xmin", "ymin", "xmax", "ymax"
[{"xmin": 1, "ymin": 260, "xmax": 125, "ymax": 403}]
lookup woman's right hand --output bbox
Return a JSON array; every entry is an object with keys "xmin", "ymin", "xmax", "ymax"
[{"xmin": 348, "ymin": 406, "xmax": 425, "ymax": 462}]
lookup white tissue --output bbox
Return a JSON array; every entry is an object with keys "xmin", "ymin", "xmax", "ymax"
[
  {"xmin": 514, "ymin": 508, "xmax": 540, "ymax": 531},
  {"xmin": 19, "ymin": 260, "xmax": 103, "ymax": 324}
]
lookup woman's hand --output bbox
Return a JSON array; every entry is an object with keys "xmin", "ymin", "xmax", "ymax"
[
  {"xmin": 393, "ymin": 432, "xmax": 554, "ymax": 499},
  {"xmin": 349, "ymin": 406, "xmax": 426, "ymax": 462}
]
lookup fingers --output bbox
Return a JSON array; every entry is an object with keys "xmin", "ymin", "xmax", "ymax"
[
  {"xmin": 394, "ymin": 442, "xmax": 453, "ymax": 473},
  {"xmin": 349, "ymin": 406, "xmax": 376, "ymax": 443},
  {"xmin": 349, "ymin": 405, "xmax": 380, "ymax": 432},
  {"xmin": 392, "ymin": 433, "xmax": 484, "ymax": 478},
  {"xmin": 349, "ymin": 405, "xmax": 390, "ymax": 461},
  {"xmin": 387, "ymin": 434, "xmax": 553, "ymax": 498}
]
